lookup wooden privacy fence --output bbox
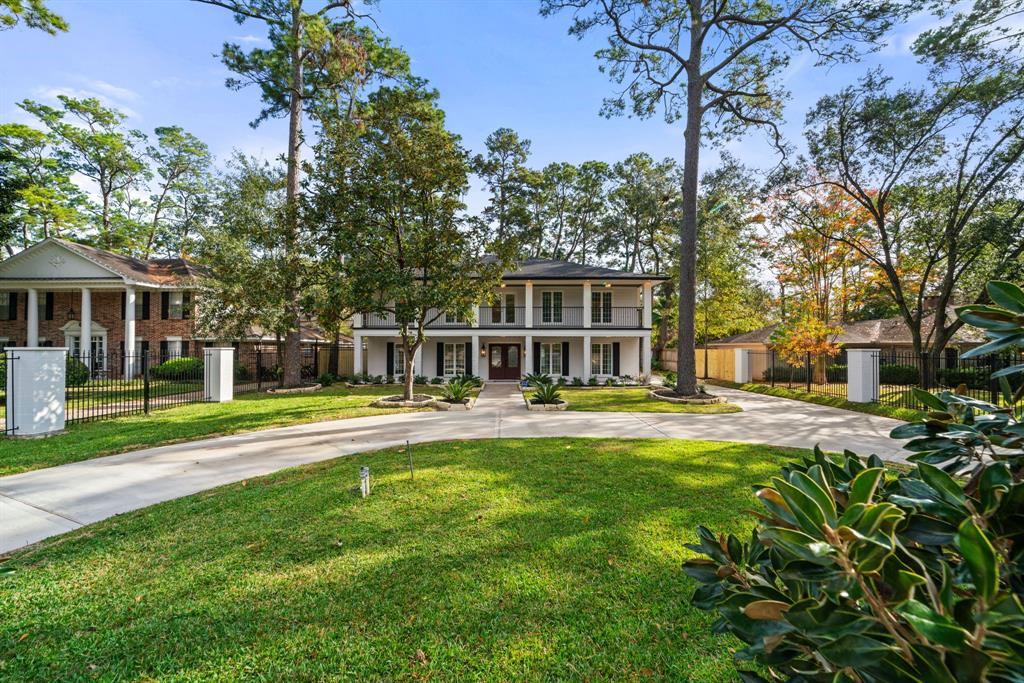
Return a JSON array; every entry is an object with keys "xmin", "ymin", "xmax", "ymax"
[{"xmin": 658, "ymin": 348, "xmax": 737, "ymax": 382}]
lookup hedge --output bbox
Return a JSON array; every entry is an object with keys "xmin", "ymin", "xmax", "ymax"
[
  {"xmin": 151, "ymin": 356, "xmax": 203, "ymax": 381},
  {"xmin": 937, "ymin": 366, "xmax": 989, "ymax": 390},
  {"xmin": 879, "ymin": 363, "xmax": 920, "ymax": 385},
  {"xmin": 66, "ymin": 356, "xmax": 89, "ymax": 387}
]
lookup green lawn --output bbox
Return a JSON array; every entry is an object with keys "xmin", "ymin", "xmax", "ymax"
[
  {"xmin": 0, "ymin": 385, "xmax": 443, "ymax": 477},
  {"xmin": 525, "ymin": 386, "xmax": 742, "ymax": 413},
  {"xmin": 0, "ymin": 437, "xmax": 803, "ymax": 682},
  {"xmin": 706, "ymin": 380, "xmax": 926, "ymax": 421}
]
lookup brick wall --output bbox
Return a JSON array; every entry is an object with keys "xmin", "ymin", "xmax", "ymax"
[{"xmin": 0, "ymin": 290, "xmax": 196, "ymax": 350}]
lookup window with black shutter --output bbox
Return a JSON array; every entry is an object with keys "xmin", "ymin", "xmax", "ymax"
[
  {"xmin": 161, "ymin": 292, "xmax": 170, "ymax": 320},
  {"xmin": 44, "ymin": 292, "xmax": 54, "ymax": 321}
]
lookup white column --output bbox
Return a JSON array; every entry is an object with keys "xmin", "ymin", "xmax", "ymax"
[
  {"xmin": 847, "ymin": 348, "xmax": 880, "ymax": 403},
  {"xmin": 582, "ymin": 334, "xmax": 591, "ymax": 382},
  {"xmin": 25, "ymin": 288, "xmax": 39, "ymax": 347},
  {"xmin": 641, "ymin": 335, "xmax": 652, "ymax": 379},
  {"xmin": 413, "ymin": 344, "xmax": 424, "ymax": 377},
  {"xmin": 80, "ymin": 287, "xmax": 92, "ymax": 367},
  {"xmin": 203, "ymin": 347, "xmax": 234, "ymax": 402},
  {"xmin": 524, "ymin": 334, "xmax": 532, "ymax": 378},
  {"xmin": 353, "ymin": 333, "xmax": 363, "ymax": 376},
  {"xmin": 582, "ymin": 281, "xmax": 592, "ymax": 329},
  {"xmin": 124, "ymin": 287, "xmax": 136, "ymax": 379},
  {"xmin": 352, "ymin": 312, "xmax": 363, "ymax": 328},
  {"xmin": 5, "ymin": 347, "xmax": 66, "ymax": 437},
  {"xmin": 525, "ymin": 281, "xmax": 534, "ymax": 328},
  {"xmin": 642, "ymin": 281, "xmax": 653, "ymax": 328},
  {"xmin": 734, "ymin": 348, "xmax": 752, "ymax": 383},
  {"xmin": 471, "ymin": 334, "xmax": 479, "ymax": 376}
]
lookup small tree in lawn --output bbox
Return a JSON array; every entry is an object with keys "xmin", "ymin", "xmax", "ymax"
[
  {"xmin": 769, "ymin": 314, "xmax": 842, "ymax": 387},
  {"xmin": 313, "ymin": 86, "xmax": 515, "ymax": 400}
]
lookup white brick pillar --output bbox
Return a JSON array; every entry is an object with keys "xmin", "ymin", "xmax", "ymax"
[
  {"xmin": 734, "ymin": 348, "xmax": 752, "ymax": 384},
  {"xmin": 471, "ymin": 334, "xmax": 479, "ymax": 376},
  {"xmin": 203, "ymin": 347, "xmax": 234, "ymax": 402},
  {"xmin": 123, "ymin": 287, "xmax": 136, "ymax": 380},
  {"xmin": 353, "ymin": 334, "xmax": 363, "ymax": 376},
  {"xmin": 26, "ymin": 289, "xmax": 39, "ymax": 347},
  {"xmin": 525, "ymin": 281, "xmax": 533, "ymax": 327},
  {"xmin": 5, "ymin": 347, "xmax": 66, "ymax": 437},
  {"xmin": 847, "ymin": 348, "xmax": 880, "ymax": 403},
  {"xmin": 642, "ymin": 281, "xmax": 652, "ymax": 328},
  {"xmin": 583, "ymin": 281, "xmax": 592, "ymax": 328}
]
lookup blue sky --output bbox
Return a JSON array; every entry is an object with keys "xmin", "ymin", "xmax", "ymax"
[{"xmin": 0, "ymin": 0, "xmax": 940, "ymax": 210}]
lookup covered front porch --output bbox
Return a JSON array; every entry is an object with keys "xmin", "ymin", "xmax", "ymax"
[{"xmin": 357, "ymin": 332, "xmax": 652, "ymax": 382}]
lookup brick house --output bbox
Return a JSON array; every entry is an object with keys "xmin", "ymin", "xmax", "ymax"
[{"xmin": 0, "ymin": 239, "xmax": 335, "ymax": 377}]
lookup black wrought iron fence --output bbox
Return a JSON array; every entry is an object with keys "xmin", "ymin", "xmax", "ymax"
[
  {"xmin": 65, "ymin": 350, "xmax": 207, "ymax": 424},
  {"xmin": 750, "ymin": 349, "xmax": 847, "ymax": 399},
  {"xmin": 875, "ymin": 350, "xmax": 1024, "ymax": 416}
]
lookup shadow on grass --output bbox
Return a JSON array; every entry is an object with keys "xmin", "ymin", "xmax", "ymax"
[{"xmin": 1, "ymin": 438, "xmax": 797, "ymax": 681}]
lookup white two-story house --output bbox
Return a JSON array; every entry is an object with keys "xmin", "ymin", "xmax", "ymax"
[{"xmin": 352, "ymin": 259, "xmax": 666, "ymax": 382}]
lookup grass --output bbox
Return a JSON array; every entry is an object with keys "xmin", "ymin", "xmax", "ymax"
[
  {"xmin": 0, "ymin": 437, "xmax": 805, "ymax": 682},
  {"xmin": 706, "ymin": 379, "xmax": 926, "ymax": 421},
  {"xmin": 0, "ymin": 385, "xmax": 444, "ymax": 477},
  {"xmin": 523, "ymin": 386, "xmax": 742, "ymax": 413}
]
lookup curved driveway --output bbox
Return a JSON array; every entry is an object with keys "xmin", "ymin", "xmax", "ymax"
[{"xmin": 0, "ymin": 384, "xmax": 908, "ymax": 553}]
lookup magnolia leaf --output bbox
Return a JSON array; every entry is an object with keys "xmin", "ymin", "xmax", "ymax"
[
  {"xmin": 899, "ymin": 600, "xmax": 970, "ymax": 650},
  {"xmin": 986, "ymin": 281, "xmax": 1024, "ymax": 314},
  {"xmin": 956, "ymin": 518, "xmax": 999, "ymax": 604},
  {"xmin": 742, "ymin": 600, "xmax": 790, "ymax": 621},
  {"xmin": 847, "ymin": 468, "xmax": 884, "ymax": 507}
]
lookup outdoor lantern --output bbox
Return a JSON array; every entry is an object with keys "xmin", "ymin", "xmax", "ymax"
[
  {"xmin": 480, "ymin": 346, "xmax": 486, "ymax": 356},
  {"xmin": 604, "ymin": 282, "xmax": 612, "ymax": 288},
  {"xmin": 66, "ymin": 307, "xmax": 75, "ymax": 321}
]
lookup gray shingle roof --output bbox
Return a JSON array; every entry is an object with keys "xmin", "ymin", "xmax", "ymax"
[{"xmin": 498, "ymin": 258, "xmax": 667, "ymax": 280}]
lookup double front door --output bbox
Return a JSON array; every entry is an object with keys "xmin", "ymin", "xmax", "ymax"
[{"xmin": 488, "ymin": 343, "xmax": 521, "ymax": 380}]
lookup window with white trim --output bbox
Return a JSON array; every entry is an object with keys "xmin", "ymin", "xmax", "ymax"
[
  {"xmin": 166, "ymin": 336, "xmax": 183, "ymax": 358},
  {"xmin": 444, "ymin": 311, "xmax": 466, "ymax": 325},
  {"xmin": 541, "ymin": 291, "xmax": 562, "ymax": 323},
  {"xmin": 0, "ymin": 295, "xmax": 11, "ymax": 321},
  {"xmin": 592, "ymin": 291, "xmax": 612, "ymax": 324},
  {"xmin": 539, "ymin": 342, "xmax": 562, "ymax": 375},
  {"xmin": 591, "ymin": 342, "xmax": 613, "ymax": 376},
  {"xmin": 443, "ymin": 342, "xmax": 466, "ymax": 376},
  {"xmin": 394, "ymin": 345, "xmax": 407, "ymax": 374},
  {"xmin": 169, "ymin": 292, "xmax": 184, "ymax": 320}
]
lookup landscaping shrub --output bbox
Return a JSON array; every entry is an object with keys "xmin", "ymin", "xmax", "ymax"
[
  {"xmin": 234, "ymin": 363, "xmax": 250, "ymax": 381},
  {"xmin": 531, "ymin": 382, "xmax": 562, "ymax": 404},
  {"xmin": 879, "ymin": 362, "xmax": 920, "ymax": 385},
  {"xmin": 453, "ymin": 373, "xmax": 482, "ymax": 388},
  {"xmin": 937, "ymin": 366, "xmax": 988, "ymax": 390},
  {"xmin": 430, "ymin": 376, "xmax": 444, "ymax": 384},
  {"xmin": 557, "ymin": 376, "xmax": 567, "ymax": 386},
  {"xmin": 685, "ymin": 281, "xmax": 1024, "ymax": 681},
  {"xmin": 317, "ymin": 372, "xmax": 335, "ymax": 387},
  {"xmin": 371, "ymin": 375, "xmax": 384, "ymax": 384},
  {"xmin": 762, "ymin": 365, "xmax": 808, "ymax": 383},
  {"xmin": 525, "ymin": 372, "xmax": 552, "ymax": 387},
  {"xmin": 825, "ymin": 363, "xmax": 847, "ymax": 382},
  {"xmin": 663, "ymin": 371, "xmax": 677, "ymax": 386},
  {"xmin": 413, "ymin": 374, "xmax": 429, "ymax": 385},
  {"xmin": 151, "ymin": 356, "xmax": 203, "ymax": 381},
  {"xmin": 66, "ymin": 355, "xmax": 89, "ymax": 387},
  {"xmin": 571, "ymin": 376, "xmax": 583, "ymax": 386},
  {"xmin": 441, "ymin": 377, "xmax": 473, "ymax": 403},
  {"xmin": 385, "ymin": 375, "xmax": 395, "ymax": 384},
  {"xmin": 587, "ymin": 376, "xmax": 598, "ymax": 386}
]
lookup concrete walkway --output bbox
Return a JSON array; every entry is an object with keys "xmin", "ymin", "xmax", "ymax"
[{"xmin": 0, "ymin": 385, "xmax": 907, "ymax": 554}]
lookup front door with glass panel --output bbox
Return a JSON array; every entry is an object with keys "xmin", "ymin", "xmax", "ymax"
[{"xmin": 488, "ymin": 343, "xmax": 521, "ymax": 380}]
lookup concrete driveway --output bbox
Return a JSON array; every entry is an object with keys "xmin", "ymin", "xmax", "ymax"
[{"xmin": 0, "ymin": 384, "xmax": 907, "ymax": 554}]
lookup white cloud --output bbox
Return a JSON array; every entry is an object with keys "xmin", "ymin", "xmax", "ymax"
[
  {"xmin": 31, "ymin": 86, "xmax": 141, "ymax": 120},
  {"xmin": 76, "ymin": 78, "xmax": 140, "ymax": 102},
  {"xmin": 230, "ymin": 34, "xmax": 265, "ymax": 43}
]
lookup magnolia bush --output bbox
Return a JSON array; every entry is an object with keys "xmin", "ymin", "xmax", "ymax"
[{"xmin": 685, "ymin": 282, "xmax": 1024, "ymax": 681}]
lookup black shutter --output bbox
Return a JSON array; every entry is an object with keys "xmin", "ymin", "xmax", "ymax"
[
  {"xmin": 533, "ymin": 341, "xmax": 541, "ymax": 373},
  {"xmin": 120, "ymin": 291, "xmax": 126, "ymax": 320},
  {"xmin": 140, "ymin": 340, "xmax": 149, "ymax": 354},
  {"xmin": 612, "ymin": 342, "xmax": 621, "ymax": 376},
  {"xmin": 182, "ymin": 291, "xmax": 192, "ymax": 319},
  {"xmin": 181, "ymin": 341, "xmax": 190, "ymax": 357},
  {"xmin": 159, "ymin": 340, "xmax": 168, "ymax": 361},
  {"xmin": 464, "ymin": 342, "xmax": 472, "ymax": 376},
  {"xmin": 561, "ymin": 341, "xmax": 570, "ymax": 376},
  {"xmin": 45, "ymin": 292, "xmax": 54, "ymax": 321},
  {"xmin": 8, "ymin": 292, "xmax": 16, "ymax": 321},
  {"xmin": 161, "ymin": 292, "xmax": 170, "ymax": 320},
  {"xmin": 386, "ymin": 342, "xmax": 394, "ymax": 375},
  {"xmin": 436, "ymin": 342, "xmax": 444, "ymax": 376},
  {"xmin": 142, "ymin": 292, "xmax": 151, "ymax": 320}
]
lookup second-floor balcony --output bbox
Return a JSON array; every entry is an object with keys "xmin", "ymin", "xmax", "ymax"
[{"xmin": 360, "ymin": 305, "xmax": 645, "ymax": 330}]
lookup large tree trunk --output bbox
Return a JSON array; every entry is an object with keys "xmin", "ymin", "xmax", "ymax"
[
  {"xmin": 675, "ymin": 72, "xmax": 701, "ymax": 396},
  {"xmin": 404, "ymin": 354, "xmax": 416, "ymax": 401},
  {"xmin": 281, "ymin": 4, "xmax": 304, "ymax": 388}
]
